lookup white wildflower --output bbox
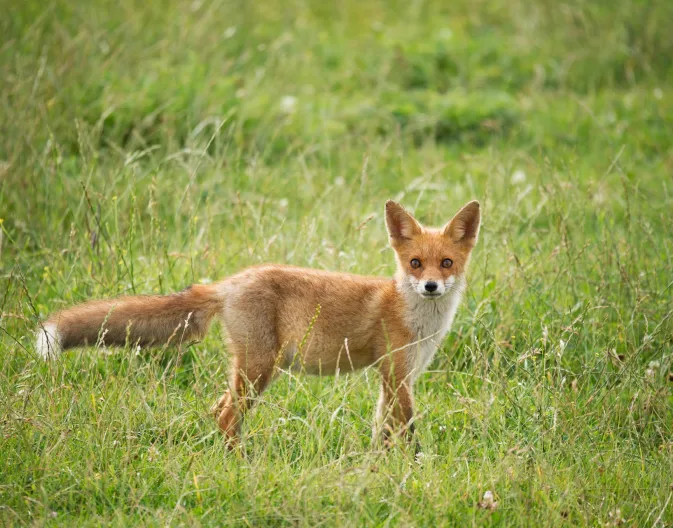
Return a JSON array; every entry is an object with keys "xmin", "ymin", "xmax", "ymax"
[
  {"xmin": 511, "ymin": 169, "xmax": 526, "ymax": 185},
  {"xmin": 478, "ymin": 490, "xmax": 498, "ymax": 510},
  {"xmin": 279, "ymin": 95, "xmax": 297, "ymax": 114},
  {"xmin": 437, "ymin": 28, "xmax": 453, "ymax": 41}
]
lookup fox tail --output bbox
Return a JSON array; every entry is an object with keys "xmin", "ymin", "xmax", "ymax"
[{"xmin": 35, "ymin": 284, "xmax": 223, "ymax": 359}]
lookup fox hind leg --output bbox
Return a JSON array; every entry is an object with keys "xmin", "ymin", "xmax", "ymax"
[{"xmin": 213, "ymin": 343, "xmax": 277, "ymax": 448}]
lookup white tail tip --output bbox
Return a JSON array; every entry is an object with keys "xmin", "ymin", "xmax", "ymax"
[{"xmin": 36, "ymin": 323, "xmax": 61, "ymax": 359}]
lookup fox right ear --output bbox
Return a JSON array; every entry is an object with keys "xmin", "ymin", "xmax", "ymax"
[{"xmin": 385, "ymin": 201, "xmax": 422, "ymax": 240}]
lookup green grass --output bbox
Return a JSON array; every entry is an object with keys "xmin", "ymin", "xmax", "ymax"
[{"xmin": 2, "ymin": 0, "xmax": 673, "ymax": 525}]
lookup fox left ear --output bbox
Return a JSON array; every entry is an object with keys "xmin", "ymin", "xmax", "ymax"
[{"xmin": 443, "ymin": 200, "xmax": 481, "ymax": 247}]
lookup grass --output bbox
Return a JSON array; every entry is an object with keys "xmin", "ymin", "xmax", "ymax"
[{"xmin": 1, "ymin": 0, "xmax": 673, "ymax": 525}]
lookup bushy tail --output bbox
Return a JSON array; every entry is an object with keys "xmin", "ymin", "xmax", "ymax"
[{"xmin": 36, "ymin": 284, "xmax": 223, "ymax": 359}]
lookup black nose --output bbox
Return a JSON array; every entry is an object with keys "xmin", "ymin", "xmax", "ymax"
[{"xmin": 424, "ymin": 281, "xmax": 438, "ymax": 292}]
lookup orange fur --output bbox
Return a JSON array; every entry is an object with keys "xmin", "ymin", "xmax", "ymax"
[
  {"xmin": 37, "ymin": 200, "xmax": 481, "ymax": 448},
  {"xmin": 44, "ymin": 284, "xmax": 221, "ymax": 349}
]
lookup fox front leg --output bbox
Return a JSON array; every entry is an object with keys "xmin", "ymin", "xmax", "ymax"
[{"xmin": 373, "ymin": 353, "xmax": 418, "ymax": 451}]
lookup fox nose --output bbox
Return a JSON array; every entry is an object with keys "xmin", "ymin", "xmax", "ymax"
[{"xmin": 424, "ymin": 281, "xmax": 438, "ymax": 292}]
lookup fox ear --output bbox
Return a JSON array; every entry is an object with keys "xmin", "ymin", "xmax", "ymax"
[
  {"xmin": 443, "ymin": 200, "xmax": 481, "ymax": 247},
  {"xmin": 385, "ymin": 201, "xmax": 422, "ymax": 240}
]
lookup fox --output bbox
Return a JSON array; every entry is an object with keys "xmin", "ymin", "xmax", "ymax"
[{"xmin": 36, "ymin": 200, "xmax": 480, "ymax": 447}]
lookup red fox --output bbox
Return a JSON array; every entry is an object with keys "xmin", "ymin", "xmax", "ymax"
[{"xmin": 36, "ymin": 200, "xmax": 480, "ymax": 446}]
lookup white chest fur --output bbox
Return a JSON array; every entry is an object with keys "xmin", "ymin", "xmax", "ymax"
[{"xmin": 398, "ymin": 277, "xmax": 465, "ymax": 380}]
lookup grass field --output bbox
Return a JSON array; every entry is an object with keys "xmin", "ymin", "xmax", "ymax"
[{"xmin": 2, "ymin": 0, "xmax": 673, "ymax": 525}]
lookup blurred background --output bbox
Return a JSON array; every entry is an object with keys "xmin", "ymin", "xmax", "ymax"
[
  {"xmin": 1, "ymin": 0, "xmax": 672, "ymax": 525},
  {"xmin": 2, "ymin": 0, "xmax": 672, "ymax": 296}
]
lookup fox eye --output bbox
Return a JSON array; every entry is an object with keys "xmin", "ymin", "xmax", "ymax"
[
  {"xmin": 441, "ymin": 258, "xmax": 453, "ymax": 269},
  {"xmin": 410, "ymin": 259, "xmax": 421, "ymax": 269}
]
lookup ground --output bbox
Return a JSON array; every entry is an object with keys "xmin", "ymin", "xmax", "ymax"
[{"xmin": 1, "ymin": 0, "xmax": 673, "ymax": 525}]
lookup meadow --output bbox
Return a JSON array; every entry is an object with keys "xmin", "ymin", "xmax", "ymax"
[{"xmin": 1, "ymin": 0, "xmax": 673, "ymax": 525}]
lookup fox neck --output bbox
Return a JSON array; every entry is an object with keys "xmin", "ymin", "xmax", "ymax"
[{"xmin": 395, "ymin": 271, "xmax": 466, "ymax": 342}]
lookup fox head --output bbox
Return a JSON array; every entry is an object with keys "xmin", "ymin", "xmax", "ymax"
[{"xmin": 385, "ymin": 200, "xmax": 481, "ymax": 300}]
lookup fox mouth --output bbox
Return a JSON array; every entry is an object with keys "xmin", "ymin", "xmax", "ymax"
[{"xmin": 420, "ymin": 292, "xmax": 442, "ymax": 299}]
